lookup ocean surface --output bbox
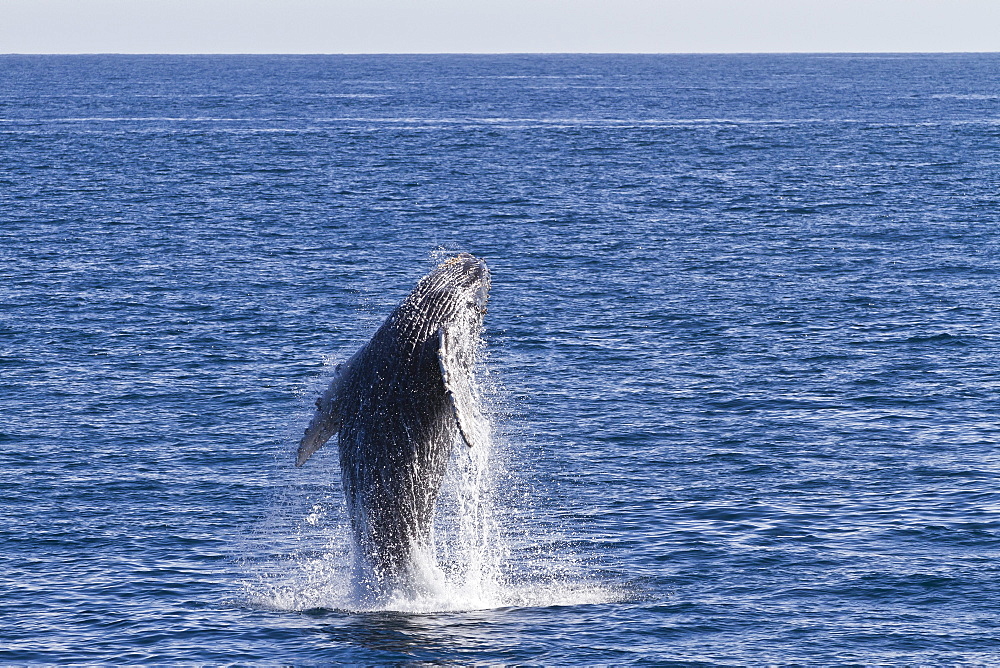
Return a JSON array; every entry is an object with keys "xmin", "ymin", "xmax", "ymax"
[{"xmin": 3, "ymin": 53, "xmax": 1000, "ymax": 664}]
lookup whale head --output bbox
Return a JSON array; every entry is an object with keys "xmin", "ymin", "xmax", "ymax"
[{"xmin": 401, "ymin": 253, "xmax": 491, "ymax": 328}]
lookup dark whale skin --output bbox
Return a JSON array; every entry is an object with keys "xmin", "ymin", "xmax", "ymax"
[{"xmin": 296, "ymin": 253, "xmax": 490, "ymax": 587}]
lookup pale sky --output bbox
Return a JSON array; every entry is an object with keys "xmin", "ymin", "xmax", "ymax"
[{"xmin": 1, "ymin": 0, "xmax": 998, "ymax": 54}]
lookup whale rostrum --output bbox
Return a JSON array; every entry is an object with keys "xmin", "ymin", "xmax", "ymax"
[{"xmin": 296, "ymin": 253, "xmax": 491, "ymax": 589}]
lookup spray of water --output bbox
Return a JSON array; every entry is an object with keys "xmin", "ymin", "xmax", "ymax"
[
  {"xmin": 243, "ymin": 386, "xmax": 620, "ymax": 612},
  {"xmin": 242, "ymin": 255, "xmax": 622, "ymax": 613}
]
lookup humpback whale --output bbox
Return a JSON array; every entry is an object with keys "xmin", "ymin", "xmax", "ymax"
[{"xmin": 296, "ymin": 253, "xmax": 491, "ymax": 591}]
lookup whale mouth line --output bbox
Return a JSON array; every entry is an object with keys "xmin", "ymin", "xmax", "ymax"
[{"xmin": 472, "ymin": 283, "xmax": 489, "ymax": 313}]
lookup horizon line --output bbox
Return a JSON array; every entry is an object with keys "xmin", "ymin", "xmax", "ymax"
[{"xmin": 3, "ymin": 50, "xmax": 1000, "ymax": 56}]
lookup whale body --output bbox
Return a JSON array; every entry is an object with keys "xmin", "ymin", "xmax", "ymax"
[{"xmin": 296, "ymin": 253, "xmax": 491, "ymax": 590}]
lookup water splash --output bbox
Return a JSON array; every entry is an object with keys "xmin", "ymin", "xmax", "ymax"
[
  {"xmin": 244, "ymin": 388, "xmax": 624, "ymax": 614},
  {"xmin": 243, "ymin": 255, "xmax": 622, "ymax": 613}
]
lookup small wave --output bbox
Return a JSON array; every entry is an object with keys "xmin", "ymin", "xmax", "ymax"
[
  {"xmin": 903, "ymin": 333, "xmax": 965, "ymax": 344},
  {"xmin": 931, "ymin": 93, "xmax": 1000, "ymax": 100},
  {"xmin": 849, "ymin": 332, "xmax": 974, "ymax": 347}
]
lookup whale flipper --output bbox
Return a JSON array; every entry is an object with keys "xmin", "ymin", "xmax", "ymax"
[
  {"xmin": 437, "ymin": 326, "xmax": 488, "ymax": 448},
  {"xmin": 296, "ymin": 352, "xmax": 357, "ymax": 467}
]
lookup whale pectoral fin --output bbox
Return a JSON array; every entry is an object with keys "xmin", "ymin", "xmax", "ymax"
[
  {"xmin": 296, "ymin": 357, "xmax": 353, "ymax": 467},
  {"xmin": 437, "ymin": 326, "xmax": 489, "ymax": 448},
  {"xmin": 296, "ymin": 387, "xmax": 340, "ymax": 467}
]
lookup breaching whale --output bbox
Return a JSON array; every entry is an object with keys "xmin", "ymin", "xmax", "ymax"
[{"xmin": 296, "ymin": 253, "xmax": 491, "ymax": 591}]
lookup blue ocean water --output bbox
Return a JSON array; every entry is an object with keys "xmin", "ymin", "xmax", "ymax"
[{"xmin": 2, "ymin": 53, "xmax": 1000, "ymax": 663}]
